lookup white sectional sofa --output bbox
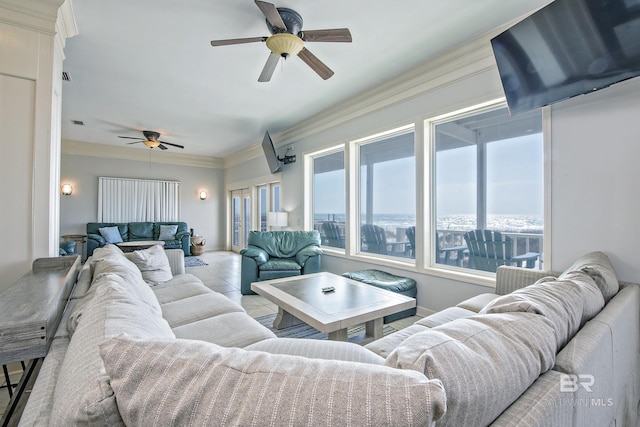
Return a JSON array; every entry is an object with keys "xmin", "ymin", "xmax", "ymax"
[
  {"xmin": 366, "ymin": 252, "xmax": 640, "ymax": 426},
  {"xmin": 17, "ymin": 246, "xmax": 640, "ymax": 426}
]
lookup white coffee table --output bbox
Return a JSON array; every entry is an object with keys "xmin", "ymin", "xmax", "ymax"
[{"xmin": 251, "ymin": 272, "xmax": 416, "ymax": 344}]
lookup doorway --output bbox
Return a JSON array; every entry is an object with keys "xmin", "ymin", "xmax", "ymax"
[{"xmin": 230, "ymin": 188, "xmax": 252, "ymax": 252}]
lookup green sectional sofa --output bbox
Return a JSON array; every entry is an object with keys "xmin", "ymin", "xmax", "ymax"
[{"xmin": 86, "ymin": 221, "xmax": 191, "ymax": 256}]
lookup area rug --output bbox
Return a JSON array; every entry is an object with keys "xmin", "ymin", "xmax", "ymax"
[
  {"xmin": 184, "ymin": 256, "xmax": 208, "ymax": 267},
  {"xmin": 254, "ymin": 313, "xmax": 396, "ymax": 340}
]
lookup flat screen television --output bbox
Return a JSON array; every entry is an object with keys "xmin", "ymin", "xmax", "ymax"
[
  {"xmin": 491, "ymin": 0, "xmax": 640, "ymax": 115},
  {"xmin": 261, "ymin": 131, "xmax": 282, "ymax": 173}
]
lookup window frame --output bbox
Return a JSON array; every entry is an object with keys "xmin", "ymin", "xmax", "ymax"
[
  {"xmin": 351, "ymin": 124, "xmax": 417, "ymax": 265},
  {"xmin": 425, "ymin": 99, "xmax": 548, "ymax": 283},
  {"xmin": 305, "ymin": 144, "xmax": 347, "ymax": 254},
  {"xmin": 302, "ymin": 100, "xmax": 550, "ymax": 287}
]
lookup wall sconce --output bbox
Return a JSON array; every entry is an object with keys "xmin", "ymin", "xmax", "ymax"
[
  {"xmin": 199, "ymin": 191, "xmax": 207, "ymax": 200},
  {"xmin": 61, "ymin": 183, "xmax": 73, "ymax": 196},
  {"xmin": 267, "ymin": 211, "xmax": 288, "ymax": 228}
]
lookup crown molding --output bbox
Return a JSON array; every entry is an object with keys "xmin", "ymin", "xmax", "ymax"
[
  {"xmin": 277, "ymin": 38, "xmax": 497, "ymax": 146},
  {"xmin": 223, "ymin": 26, "xmax": 507, "ymax": 166},
  {"xmin": 223, "ymin": 141, "xmax": 263, "ymax": 169},
  {"xmin": 0, "ymin": 0, "xmax": 65, "ymax": 34},
  {"xmin": 56, "ymin": 0, "xmax": 77, "ymax": 40},
  {"xmin": 62, "ymin": 139, "xmax": 224, "ymax": 169}
]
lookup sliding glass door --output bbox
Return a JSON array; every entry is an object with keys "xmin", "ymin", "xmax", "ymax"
[{"xmin": 230, "ymin": 188, "xmax": 252, "ymax": 252}]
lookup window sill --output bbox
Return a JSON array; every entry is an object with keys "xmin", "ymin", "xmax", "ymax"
[{"xmin": 423, "ymin": 265, "xmax": 496, "ymax": 289}]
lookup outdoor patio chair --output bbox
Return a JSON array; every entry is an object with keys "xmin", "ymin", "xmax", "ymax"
[
  {"xmin": 361, "ymin": 224, "xmax": 408, "ymax": 256},
  {"xmin": 405, "ymin": 226, "xmax": 467, "ymax": 264},
  {"xmin": 321, "ymin": 221, "xmax": 345, "ymax": 248},
  {"xmin": 437, "ymin": 231, "xmax": 468, "ymax": 266},
  {"xmin": 463, "ymin": 229, "xmax": 539, "ymax": 272}
]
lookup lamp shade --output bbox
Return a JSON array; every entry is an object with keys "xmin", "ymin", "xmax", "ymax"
[
  {"xmin": 199, "ymin": 190, "xmax": 207, "ymax": 200},
  {"xmin": 267, "ymin": 211, "xmax": 288, "ymax": 228},
  {"xmin": 61, "ymin": 183, "xmax": 73, "ymax": 195},
  {"xmin": 265, "ymin": 33, "xmax": 304, "ymax": 58},
  {"xmin": 143, "ymin": 139, "xmax": 160, "ymax": 148}
]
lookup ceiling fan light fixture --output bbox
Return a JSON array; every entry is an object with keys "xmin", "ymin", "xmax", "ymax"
[
  {"xmin": 266, "ymin": 33, "xmax": 303, "ymax": 58},
  {"xmin": 143, "ymin": 139, "xmax": 160, "ymax": 148}
]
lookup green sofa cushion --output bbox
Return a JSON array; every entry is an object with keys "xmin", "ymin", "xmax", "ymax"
[
  {"xmin": 128, "ymin": 222, "xmax": 154, "ymax": 240},
  {"xmin": 259, "ymin": 259, "xmax": 302, "ymax": 271},
  {"xmin": 343, "ymin": 269, "xmax": 417, "ymax": 293}
]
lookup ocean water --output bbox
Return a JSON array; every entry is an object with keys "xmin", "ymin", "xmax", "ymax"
[{"xmin": 315, "ymin": 213, "xmax": 543, "ymax": 234}]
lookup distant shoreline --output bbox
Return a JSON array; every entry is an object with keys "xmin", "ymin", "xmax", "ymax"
[{"xmin": 314, "ymin": 213, "xmax": 543, "ymax": 234}]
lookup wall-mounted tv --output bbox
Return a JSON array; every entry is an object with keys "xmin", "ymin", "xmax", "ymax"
[
  {"xmin": 261, "ymin": 131, "xmax": 282, "ymax": 173},
  {"xmin": 492, "ymin": 0, "xmax": 640, "ymax": 115}
]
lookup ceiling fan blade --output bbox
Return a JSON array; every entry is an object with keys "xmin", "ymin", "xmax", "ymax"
[
  {"xmin": 302, "ymin": 28, "xmax": 352, "ymax": 43},
  {"xmin": 210, "ymin": 36, "xmax": 267, "ymax": 47},
  {"xmin": 255, "ymin": 1, "xmax": 286, "ymax": 30},
  {"xmin": 159, "ymin": 141, "xmax": 185, "ymax": 149},
  {"xmin": 258, "ymin": 52, "xmax": 280, "ymax": 82},
  {"xmin": 119, "ymin": 136, "xmax": 144, "ymax": 140},
  {"xmin": 126, "ymin": 141, "xmax": 144, "ymax": 145},
  {"xmin": 158, "ymin": 144, "xmax": 168, "ymax": 150},
  {"xmin": 298, "ymin": 47, "xmax": 334, "ymax": 80}
]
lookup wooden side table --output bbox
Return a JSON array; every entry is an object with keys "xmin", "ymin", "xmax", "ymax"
[{"xmin": 0, "ymin": 256, "xmax": 80, "ymax": 424}]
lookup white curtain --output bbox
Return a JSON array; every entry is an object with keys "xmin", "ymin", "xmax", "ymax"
[{"xmin": 98, "ymin": 177, "xmax": 180, "ymax": 222}]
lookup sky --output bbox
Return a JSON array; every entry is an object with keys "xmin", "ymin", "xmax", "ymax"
[{"xmin": 313, "ymin": 133, "xmax": 543, "ymax": 217}]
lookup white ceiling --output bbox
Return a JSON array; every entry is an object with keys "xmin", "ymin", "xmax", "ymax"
[{"xmin": 61, "ymin": 0, "xmax": 551, "ymax": 159}]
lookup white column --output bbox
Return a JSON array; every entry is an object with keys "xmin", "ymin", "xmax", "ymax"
[{"xmin": 0, "ymin": 0, "xmax": 77, "ymax": 293}]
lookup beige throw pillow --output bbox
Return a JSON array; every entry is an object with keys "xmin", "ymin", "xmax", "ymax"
[
  {"xmin": 100, "ymin": 335, "xmax": 447, "ymax": 426},
  {"xmin": 560, "ymin": 251, "xmax": 619, "ymax": 302},
  {"xmin": 128, "ymin": 244, "xmax": 173, "ymax": 284},
  {"xmin": 481, "ymin": 272, "xmax": 604, "ymax": 348},
  {"xmin": 385, "ymin": 312, "xmax": 556, "ymax": 427},
  {"xmin": 51, "ymin": 276, "xmax": 175, "ymax": 426}
]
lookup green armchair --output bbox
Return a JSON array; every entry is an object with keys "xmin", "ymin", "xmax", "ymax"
[{"xmin": 240, "ymin": 230, "xmax": 323, "ymax": 295}]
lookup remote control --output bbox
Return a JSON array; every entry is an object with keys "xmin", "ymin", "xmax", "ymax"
[{"xmin": 322, "ymin": 286, "xmax": 335, "ymax": 293}]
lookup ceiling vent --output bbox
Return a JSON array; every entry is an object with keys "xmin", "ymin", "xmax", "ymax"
[
  {"xmin": 71, "ymin": 120, "xmax": 84, "ymax": 126},
  {"xmin": 62, "ymin": 71, "xmax": 71, "ymax": 82}
]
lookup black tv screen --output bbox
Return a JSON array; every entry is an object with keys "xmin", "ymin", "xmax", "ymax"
[
  {"xmin": 492, "ymin": 0, "xmax": 640, "ymax": 115},
  {"xmin": 261, "ymin": 131, "xmax": 282, "ymax": 173}
]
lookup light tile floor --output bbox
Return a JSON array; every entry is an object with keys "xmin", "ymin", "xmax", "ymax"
[{"xmin": 0, "ymin": 250, "xmax": 420, "ymax": 419}]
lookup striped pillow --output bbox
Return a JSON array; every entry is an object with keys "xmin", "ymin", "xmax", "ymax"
[
  {"xmin": 100, "ymin": 336, "xmax": 447, "ymax": 426},
  {"xmin": 385, "ymin": 312, "xmax": 556, "ymax": 427}
]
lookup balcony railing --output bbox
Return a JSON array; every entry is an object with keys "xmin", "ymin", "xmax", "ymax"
[{"xmin": 314, "ymin": 220, "xmax": 544, "ymax": 269}]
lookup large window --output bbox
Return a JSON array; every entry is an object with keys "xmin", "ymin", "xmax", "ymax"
[
  {"xmin": 303, "ymin": 102, "xmax": 545, "ymax": 279},
  {"xmin": 357, "ymin": 126, "xmax": 416, "ymax": 260},
  {"xmin": 432, "ymin": 104, "xmax": 543, "ymax": 272},
  {"xmin": 312, "ymin": 149, "xmax": 346, "ymax": 249}
]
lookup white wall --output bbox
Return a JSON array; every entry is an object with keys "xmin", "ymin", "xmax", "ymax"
[
  {"xmin": 60, "ymin": 153, "xmax": 226, "ymax": 251},
  {"xmin": 224, "ymin": 38, "xmax": 640, "ymax": 312},
  {"xmin": 550, "ymin": 77, "xmax": 640, "ymax": 281}
]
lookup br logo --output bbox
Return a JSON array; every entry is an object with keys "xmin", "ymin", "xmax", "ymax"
[{"xmin": 560, "ymin": 374, "xmax": 595, "ymax": 392}]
